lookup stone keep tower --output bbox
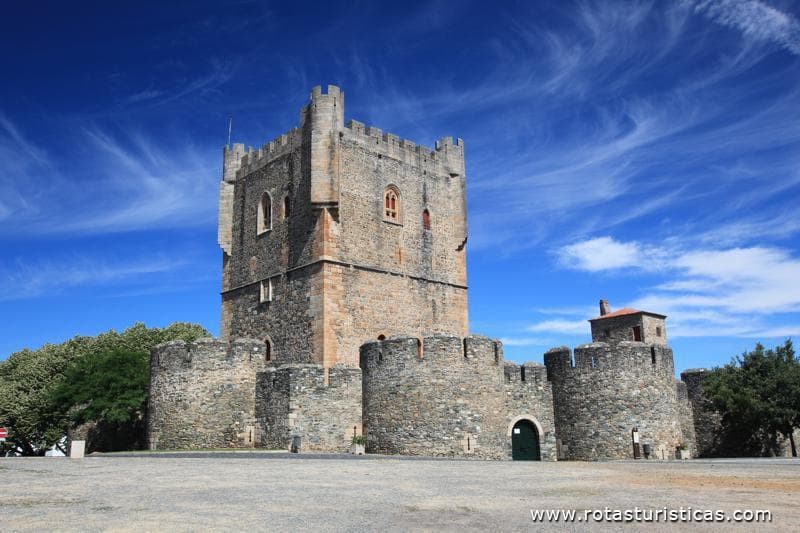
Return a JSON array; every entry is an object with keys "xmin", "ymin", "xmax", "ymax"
[{"xmin": 218, "ymin": 85, "xmax": 468, "ymax": 368}]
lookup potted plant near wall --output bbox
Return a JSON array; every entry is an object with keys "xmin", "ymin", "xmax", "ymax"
[
  {"xmin": 351, "ymin": 435, "xmax": 366, "ymax": 455},
  {"xmin": 676, "ymin": 443, "xmax": 690, "ymax": 460}
]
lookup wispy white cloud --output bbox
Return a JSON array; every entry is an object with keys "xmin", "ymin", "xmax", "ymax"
[
  {"xmin": 694, "ymin": 0, "xmax": 800, "ymax": 55},
  {"xmin": 558, "ymin": 236, "xmax": 650, "ymax": 272},
  {"xmin": 0, "ymin": 255, "xmax": 188, "ymax": 301},
  {"xmin": 553, "ymin": 235, "xmax": 800, "ymax": 337},
  {"xmin": 120, "ymin": 59, "xmax": 238, "ymax": 107},
  {"xmin": 500, "ymin": 336, "xmax": 556, "ymax": 347},
  {"xmin": 0, "ymin": 115, "xmax": 219, "ymax": 236},
  {"xmin": 331, "ymin": 2, "xmax": 799, "ymax": 257},
  {"xmin": 527, "ymin": 319, "xmax": 589, "ymax": 335}
]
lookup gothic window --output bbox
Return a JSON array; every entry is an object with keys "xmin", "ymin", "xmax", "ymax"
[
  {"xmin": 283, "ymin": 195, "xmax": 291, "ymax": 219},
  {"xmin": 257, "ymin": 192, "xmax": 272, "ymax": 234},
  {"xmin": 422, "ymin": 209, "xmax": 431, "ymax": 231},
  {"xmin": 384, "ymin": 186, "xmax": 400, "ymax": 222}
]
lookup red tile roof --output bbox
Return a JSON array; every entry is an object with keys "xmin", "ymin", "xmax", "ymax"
[
  {"xmin": 597, "ymin": 307, "xmax": 641, "ymax": 318},
  {"xmin": 589, "ymin": 308, "xmax": 667, "ymax": 321}
]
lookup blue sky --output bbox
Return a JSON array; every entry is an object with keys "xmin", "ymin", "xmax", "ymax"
[{"xmin": 1, "ymin": 1, "xmax": 799, "ymax": 373}]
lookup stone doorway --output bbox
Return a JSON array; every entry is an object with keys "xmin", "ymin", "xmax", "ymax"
[{"xmin": 511, "ymin": 419, "xmax": 541, "ymax": 460}]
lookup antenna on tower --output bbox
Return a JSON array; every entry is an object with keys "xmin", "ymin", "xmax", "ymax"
[{"xmin": 227, "ymin": 115, "xmax": 233, "ymax": 147}]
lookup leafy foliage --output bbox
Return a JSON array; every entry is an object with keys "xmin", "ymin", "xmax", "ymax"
[
  {"xmin": 0, "ymin": 322, "xmax": 209, "ymax": 455},
  {"xmin": 703, "ymin": 339, "xmax": 800, "ymax": 457}
]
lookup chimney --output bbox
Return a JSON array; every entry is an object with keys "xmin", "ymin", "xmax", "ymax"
[{"xmin": 599, "ymin": 300, "xmax": 610, "ymax": 316}]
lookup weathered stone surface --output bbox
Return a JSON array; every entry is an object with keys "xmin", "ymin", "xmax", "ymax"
[
  {"xmin": 590, "ymin": 312, "xmax": 667, "ymax": 346},
  {"xmin": 147, "ymin": 338, "xmax": 266, "ymax": 450},
  {"xmin": 360, "ymin": 334, "xmax": 556, "ymax": 460},
  {"xmin": 680, "ymin": 368, "xmax": 723, "ymax": 457},
  {"xmin": 218, "ymin": 85, "xmax": 468, "ymax": 367},
  {"xmin": 256, "ymin": 364, "xmax": 362, "ymax": 452},
  {"xmin": 544, "ymin": 342, "xmax": 690, "ymax": 460},
  {"xmin": 148, "ymin": 85, "xmax": 701, "ymax": 462}
]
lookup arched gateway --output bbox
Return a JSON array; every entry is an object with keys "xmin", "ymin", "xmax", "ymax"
[{"xmin": 511, "ymin": 419, "xmax": 541, "ymax": 460}]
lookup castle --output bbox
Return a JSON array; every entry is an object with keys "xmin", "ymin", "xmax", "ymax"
[{"xmin": 147, "ymin": 85, "xmax": 704, "ymax": 460}]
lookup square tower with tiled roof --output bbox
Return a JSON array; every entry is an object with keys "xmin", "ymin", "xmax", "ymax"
[{"xmin": 589, "ymin": 299, "xmax": 667, "ymax": 345}]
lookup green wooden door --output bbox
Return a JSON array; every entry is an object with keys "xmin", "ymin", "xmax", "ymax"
[{"xmin": 512, "ymin": 420, "xmax": 541, "ymax": 461}]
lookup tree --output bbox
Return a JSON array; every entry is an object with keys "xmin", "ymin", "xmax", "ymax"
[
  {"xmin": 49, "ymin": 348, "xmax": 151, "ymax": 451},
  {"xmin": 0, "ymin": 322, "xmax": 209, "ymax": 455},
  {"xmin": 703, "ymin": 339, "xmax": 800, "ymax": 457}
]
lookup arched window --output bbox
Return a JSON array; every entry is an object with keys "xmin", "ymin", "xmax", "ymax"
[
  {"xmin": 383, "ymin": 186, "xmax": 400, "ymax": 222},
  {"xmin": 377, "ymin": 334, "xmax": 386, "ymax": 341},
  {"xmin": 422, "ymin": 209, "xmax": 431, "ymax": 231},
  {"xmin": 283, "ymin": 195, "xmax": 290, "ymax": 219},
  {"xmin": 265, "ymin": 339, "xmax": 272, "ymax": 362},
  {"xmin": 257, "ymin": 192, "xmax": 272, "ymax": 234}
]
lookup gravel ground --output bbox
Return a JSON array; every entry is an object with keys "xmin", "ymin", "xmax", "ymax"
[{"xmin": 1, "ymin": 454, "xmax": 797, "ymax": 531}]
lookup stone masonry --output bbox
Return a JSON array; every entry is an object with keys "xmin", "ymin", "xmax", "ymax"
[
  {"xmin": 360, "ymin": 335, "xmax": 556, "ymax": 460},
  {"xmin": 218, "ymin": 85, "xmax": 467, "ymax": 368},
  {"xmin": 256, "ymin": 364, "xmax": 362, "ymax": 452},
  {"xmin": 147, "ymin": 86, "xmax": 699, "ymax": 461},
  {"xmin": 545, "ymin": 341, "xmax": 688, "ymax": 460},
  {"xmin": 147, "ymin": 338, "xmax": 266, "ymax": 450}
]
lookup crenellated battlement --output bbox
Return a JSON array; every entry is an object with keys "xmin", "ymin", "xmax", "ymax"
[
  {"xmin": 229, "ymin": 127, "xmax": 303, "ymax": 178},
  {"xmin": 343, "ymin": 119, "xmax": 464, "ymax": 177},
  {"xmin": 309, "ymin": 84, "xmax": 343, "ymax": 99},
  {"xmin": 544, "ymin": 341, "xmax": 675, "ymax": 381},
  {"xmin": 150, "ymin": 337, "xmax": 266, "ymax": 372},
  {"xmin": 360, "ymin": 334, "xmax": 502, "ymax": 372},
  {"xmin": 504, "ymin": 362, "xmax": 548, "ymax": 385}
]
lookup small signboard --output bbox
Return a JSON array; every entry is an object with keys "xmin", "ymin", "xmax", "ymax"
[{"xmin": 0, "ymin": 427, "xmax": 7, "ymax": 442}]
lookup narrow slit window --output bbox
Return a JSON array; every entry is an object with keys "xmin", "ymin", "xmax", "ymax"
[
  {"xmin": 422, "ymin": 209, "xmax": 431, "ymax": 231},
  {"xmin": 260, "ymin": 278, "xmax": 273, "ymax": 303},
  {"xmin": 283, "ymin": 195, "xmax": 290, "ymax": 219}
]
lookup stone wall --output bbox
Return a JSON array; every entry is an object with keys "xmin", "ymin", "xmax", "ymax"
[
  {"xmin": 680, "ymin": 369, "xmax": 723, "ymax": 457},
  {"xmin": 590, "ymin": 315, "xmax": 643, "ymax": 344},
  {"xmin": 147, "ymin": 338, "xmax": 266, "ymax": 450},
  {"xmin": 256, "ymin": 364, "xmax": 362, "ymax": 452},
  {"xmin": 675, "ymin": 380, "xmax": 698, "ymax": 457},
  {"xmin": 590, "ymin": 314, "xmax": 666, "ymax": 346},
  {"xmin": 503, "ymin": 361, "xmax": 558, "ymax": 461},
  {"xmin": 360, "ymin": 334, "xmax": 556, "ymax": 460},
  {"xmin": 328, "ymin": 264, "xmax": 468, "ymax": 366},
  {"xmin": 544, "ymin": 342, "xmax": 685, "ymax": 460},
  {"xmin": 337, "ymin": 124, "xmax": 467, "ymax": 289},
  {"xmin": 642, "ymin": 315, "xmax": 667, "ymax": 345},
  {"xmin": 223, "ymin": 266, "xmax": 320, "ymax": 365}
]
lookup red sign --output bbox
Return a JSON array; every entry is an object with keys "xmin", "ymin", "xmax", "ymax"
[{"xmin": 0, "ymin": 427, "xmax": 7, "ymax": 438}]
